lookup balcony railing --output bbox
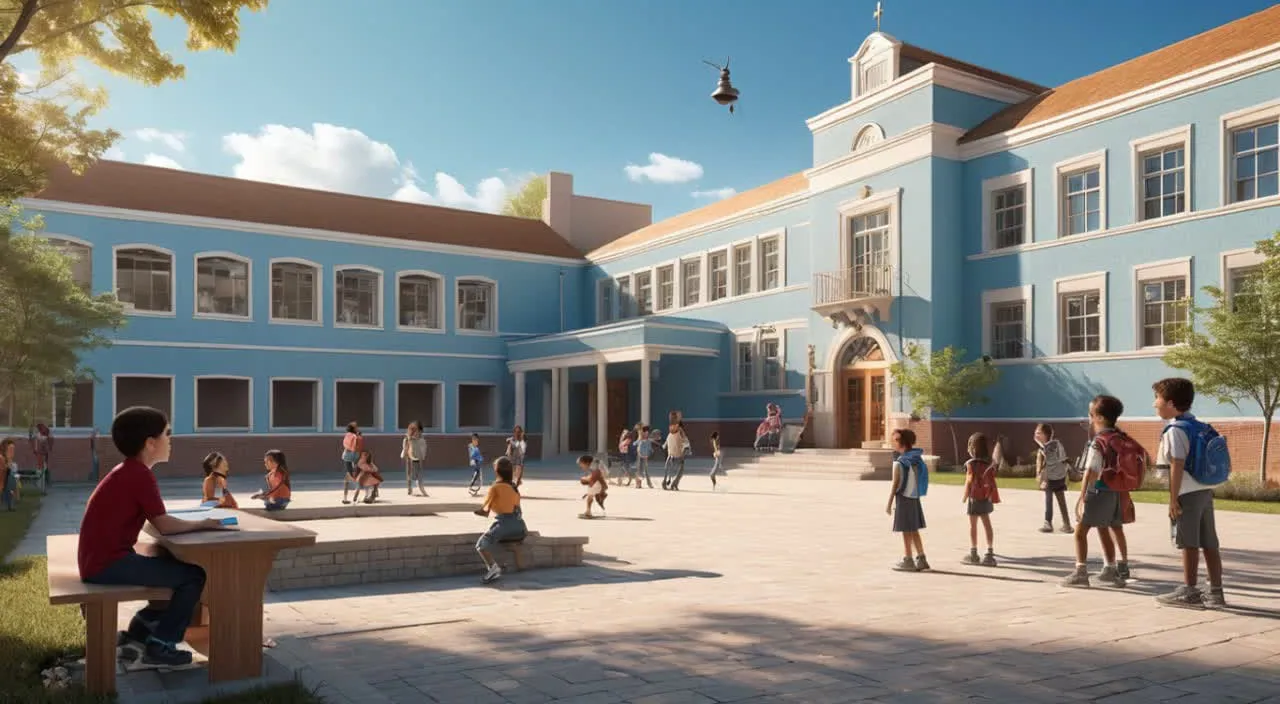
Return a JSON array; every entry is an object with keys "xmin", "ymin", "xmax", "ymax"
[{"xmin": 813, "ymin": 264, "xmax": 895, "ymax": 308}]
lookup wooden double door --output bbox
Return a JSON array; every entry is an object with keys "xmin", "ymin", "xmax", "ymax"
[{"xmin": 839, "ymin": 368, "xmax": 886, "ymax": 449}]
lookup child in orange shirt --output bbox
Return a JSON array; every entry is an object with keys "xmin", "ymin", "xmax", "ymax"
[
  {"xmin": 200, "ymin": 451, "xmax": 238, "ymax": 509},
  {"xmin": 251, "ymin": 450, "xmax": 292, "ymax": 510},
  {"xmin": 354, "ymin": 450, "xmax": 383, "ymax": 504}
]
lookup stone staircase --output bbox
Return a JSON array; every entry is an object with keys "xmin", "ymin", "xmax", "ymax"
[{"xmin": 721, "ymin": 446, "xmax": 893, "ymax": 481}]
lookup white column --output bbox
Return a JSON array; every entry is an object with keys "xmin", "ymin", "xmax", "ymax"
[
  {"xmin": 596, "ymin": 362, "xmax": 608, "ymax": 455},
  {"xmin": 640, "ymin": 358, "xmax": 652, "ymax": 427},
  {"xmin": 514, "ymin": 371, "xmax": 526, "ymax": 429},
  {"xmin": 548, "ymin": 368, "xmax": 560, "ymax": 456},
  {"xmin": 558, "ymin": 367, "xmax": 570, "ymax": 453}
]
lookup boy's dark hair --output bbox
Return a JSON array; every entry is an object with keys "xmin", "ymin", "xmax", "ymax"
[
  {"xmin": 1036, "ymin": 423, "xmax": 1054, "ymax": 439},
  {"xmin": 346, "ymin": 421, "xmax": 358, "ymax": 432},
  {"xmin": 710, "ymin": 431, "xmax": 719, "ymax": 439},
  {"xmin": 577, "ymin": 454, "xmax": 594, "ymax": 467},
  {"xmin": 1090, "ymin": 395, "xmax": 1124, "ymax": 427},
  {"xmin": 1152, "ymin": 377, "xmax": 1195, "ymax": 412},
  {"xmin": 0, "ymin": 438, "xmax": 15, "ymax": 455},
  {"xmin": 968, "ymin": 433, "xmax": 990, "ymax": 460},
  {"xmin": 470, "ymin": 433, "xmax": 480, "ymax": 442},
  {"xmin": 892, "ymin": 428, "xmax": 916, "ymax": 449},
  {"xmin": 642, "ymin": 425, "xmax": 651, "ymax": 433},
  {"xmin": 202, "ymin": 451, "xmax": 226, "ymax": 476},
  {"xmin": 264, "ymin": 450, "xmax": 291, "ymax": 487},
  {"xmin": 111, "ymin": 406, "xmax": 169, "ymax": 458},
  {"xmin": 494, "ymin": 456, "xmax": 514, "ymax": 482}
]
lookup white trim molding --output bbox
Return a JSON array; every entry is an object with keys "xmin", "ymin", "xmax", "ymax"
[
  {"xmin": 268, "ymin": 257, "xmax": 323, "ymax": 326},
  {"xmin": 806, "ymin": 122, "xmax": 966, "ymax": 195},
  {"xmin": 333, "ymin": 378, "xmax": 384, "ymax": 431},
  {"xmin": 1132, "ymin": 256, "xmax": 1193, "ymax": 351},
  {"xmin": 1221, "ymin": 246, "xmax": 1266, "ymax": 302},
  {"xmin": 394, "ymin": 269, "xmax": 446, "ymax": 334},
  {"xmin": 981, "ymin": 285, "xmax": 1033, "ymax": 361},
  {"xmin": 1130, "ymin": 124, "xmax": 1193, "ymax": 223},
  {"xmin": 394, "ymin": 379, "xmax": 446, "ymax": 432},
  {"xmin": 1054, "ymin": 150, "xmax": 1108, "ymax": 238},
  {"xmin": 980, "ymin": 169, "xmax": 1034, "ymax": 252},
  {"xmin": 837, "ymin": 186, "xmax": 902, "ymax": 277},
  {"xmin": 1054, "ymin": 271, "xmax": 1109, "ymax": 356},
  {"xmin": 111, "ymin": 373, "xmax": 176, "ymax": 418},
  {"xmin": 455, "ymin": 381, "xmax": 500, "ymax": 432},
  {"xmin": 1219, "ymin": 97, "xmax": 1280, "ymax": 208},
  {"xmin": 268, "ymin": 376, "xmax": 322, "ymax": 432},
  {"xmin": 192, "ymin": 250, "xmax": 253, "ymax": 322},
  {"xmin": 111, "ymin": 338, "xmax": 504, "ymax": 360},
  {"xmin": 454, "ymin": 275, "xmax": 499, "ymax": 336},
  {"xmin": 192, "ymin": 375, "xmax": 254, "ymax": 431},
  {"xmin": 111, "ymin": 243, "xmax": 177, "ymax": 317},
  {"xmin": 507, "ymin": 343, "xmax": 718, "ymax": 374},
  {"xmin": 852, "ymin": 123, "xmax": 887, "ymax": 151}
]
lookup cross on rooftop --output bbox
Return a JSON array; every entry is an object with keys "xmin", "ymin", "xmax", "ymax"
[{"xmin": 874, "ymin": 1, "xmax": 883, "ymax": 31}]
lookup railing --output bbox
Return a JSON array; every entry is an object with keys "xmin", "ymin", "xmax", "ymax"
[{"xmin": 813, "ymin": 264, "xmax": 895, "ymax": 307}]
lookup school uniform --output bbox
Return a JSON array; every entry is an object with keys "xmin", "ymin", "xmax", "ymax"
[
  {"xmin": 1079, "ymin": 431, "xmax": 1124, "ymax": 528},
  {"xmin": 1159, "ymin": 418, "xmax": 1221, "ymax": 550},
  {"xmin": 892, "ymin": 458, "xmax": 926, "ymax": 532}
]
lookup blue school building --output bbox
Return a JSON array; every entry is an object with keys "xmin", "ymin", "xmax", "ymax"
[{"xmin": 10, "ymin": 6, "xmax": 1280, "ymax": 478}]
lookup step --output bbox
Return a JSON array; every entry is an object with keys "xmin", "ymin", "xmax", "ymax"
[{"xmin": 727, "ymin": 467, "xmax": 891, "ymax": 481}]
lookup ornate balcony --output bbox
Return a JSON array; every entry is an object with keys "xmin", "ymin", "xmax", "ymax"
[{"xmin": 812, "ymin": 264, "xmax": 895, "ymax": 327}]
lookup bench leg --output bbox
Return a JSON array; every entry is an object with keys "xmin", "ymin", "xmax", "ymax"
[{"xmin": 83, "ymin": 601, "xmax": 118, "ymax": 695}]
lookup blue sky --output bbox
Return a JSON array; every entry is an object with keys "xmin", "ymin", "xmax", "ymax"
[{"xmin": 33, "ymin": 0, "xmax": 1280, "ymax": 221}]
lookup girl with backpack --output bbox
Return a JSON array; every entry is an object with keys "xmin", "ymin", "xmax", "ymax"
[
  {"xmin": 1034, "ymin": 423, "xmax": 1073, "ymax": 533},
  {"xmin": 961, "ymin": 433, "xmax": 1000, "ymax": 567}
]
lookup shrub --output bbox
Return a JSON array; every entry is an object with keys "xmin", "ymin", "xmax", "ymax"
[{"xmin": 1139, "ymin": 473, "xmax": 1280, "ymax": 502}]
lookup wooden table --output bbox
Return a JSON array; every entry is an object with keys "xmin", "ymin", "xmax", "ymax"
[{"xmin": 143, "ymin": 510, "xmax": 315, "ymax": 682}]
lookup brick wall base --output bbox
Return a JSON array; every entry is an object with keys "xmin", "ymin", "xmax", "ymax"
[{"xmin": 682, "ymin": 420, "xmax": 815, "ymax": 451}]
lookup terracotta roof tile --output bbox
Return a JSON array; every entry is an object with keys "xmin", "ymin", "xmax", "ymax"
[
  {"xmin": 587, "ymin": 172, "xmax": 809, "ymax": 259},
  {"xmin": 32, "ymin": 160, "xmax": 586, "ymax": 260},
  {"xmin": 899, "ymin": 43, "xmax": 1048, "ymax": 95},
  {"xmin": 962, "ymin": 5, "xmax": 1280, "ymax": 143}
]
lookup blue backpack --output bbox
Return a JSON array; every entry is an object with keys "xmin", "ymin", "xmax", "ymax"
[
  {"xmin": 1163, "ymin": 415, "xmax": 1231, "ymax": 485},
  {"xmin": 897, "ymin": 449, "xmax": 929, "ymax": 497}
]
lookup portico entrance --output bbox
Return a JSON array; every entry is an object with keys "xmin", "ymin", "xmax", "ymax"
[{"xmin": 837, "ymin": 335, "xmax": 888, "ymax": 449}]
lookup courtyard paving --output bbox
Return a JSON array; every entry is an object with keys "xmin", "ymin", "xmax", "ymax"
[{"xmin": 15, "ymin": 458, "xmax": 1280, "ymax": 703}]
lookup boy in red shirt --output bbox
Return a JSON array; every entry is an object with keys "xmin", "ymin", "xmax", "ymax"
[{"xmin": 79, "ymin": 406, "xmax": 231, "ymax": 668}]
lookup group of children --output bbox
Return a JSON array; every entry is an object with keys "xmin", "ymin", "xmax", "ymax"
[
  {"xmin": 886, "ymin": 376, "xmax": 1231, "ymax": 610},
  {"xmin": 199, "ymin": 449, "xmax": 293, "ymax": 510},
  {"xmin": 611, "ymin": 415, "xmax": 724, "ymax": 492}
]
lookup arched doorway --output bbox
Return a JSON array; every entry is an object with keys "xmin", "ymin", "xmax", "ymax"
[{"xmin": 837, "ymin": 335, "xmax": 889, "ymax": 448}]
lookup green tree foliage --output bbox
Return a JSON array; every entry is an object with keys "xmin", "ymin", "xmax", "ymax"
[
  {"xmin": 0, "ymin": 204, "xmax": 124, "ymax": 426},
  {"xmin": 0, "ymin": 0, "xmax": 268, "ymax": 201},
  {"xmin": 1165, "ymin": 232, "xmax": 1280, "ymax": 484},
  {"xmin": 501, "ymin": 175, "xmax": 548, "ymax": 219},
  {"xmin": 890, "ymin": 344, "xmax": 999, "ymax": 465}
]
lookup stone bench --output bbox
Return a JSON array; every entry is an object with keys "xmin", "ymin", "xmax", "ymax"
[
  {"xmin": 241, "ymin": 501, "xmax": 480, "ymax": 521},
  {"xmin": 265, "ymin": 531, "xmax": 589, "ymax": 591}
]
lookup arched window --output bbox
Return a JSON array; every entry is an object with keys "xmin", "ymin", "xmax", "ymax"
[
  {"xmin": 397, "ymin": 271, "xmax": 444, "ymax": 330},
  {"xmin": 270, "ymin": 258, "xmax": 320, "ymax": 323},
  {"xmin": 195, "ymin": 252, "xmax": 251, "ymax": 318},
  {"xmin": 853, "ymin": 124, "xmax": 885, "ymax": 152},
  {"xmin": 45, "ymin": 237, "xmax": 92, "ymax": 293},
  {"xmin": 456, "ymin": 277, "xmax": 496, "ymax": 333},
  {"xmin": 114, "ymin": 245, "xmax": 174, "ymax": 313},
  {"xmin": 334, "ymin": 266, "xmax": 382, "ymax": 327}
]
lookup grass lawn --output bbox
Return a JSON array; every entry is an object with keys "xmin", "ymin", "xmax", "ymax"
[
  {"xmin": 0, "ymin": 495, "xmax": 324, "ymax": 703},
  {"xmin": 928, "ymin": 472, "xmax": 1280, "ymax": 515}
]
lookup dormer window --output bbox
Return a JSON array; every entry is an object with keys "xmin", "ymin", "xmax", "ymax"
[
  {"xmin": 849, "ymin": 33, "xmax": 902, "ymax": 99},
  {"xmin": 860, "ymin": 59, "xmax": 890, "ymax": 94}
]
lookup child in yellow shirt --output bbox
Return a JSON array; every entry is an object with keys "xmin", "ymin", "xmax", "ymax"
[{"xmin": 473, "ymin": 457, "xmax": 526, "ymax": 584}]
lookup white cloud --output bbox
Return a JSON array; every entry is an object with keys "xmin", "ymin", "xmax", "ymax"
[
  {"xmin": 15, "ymin": 70, "xmax": 34, "ymax": 88},
  {"xmin": 142, "ymin": 153, "xmax": 184, "ymax": 170},
  {"xmin": 135, "ymin": 128, "xmax": 186, "ymax": 153},
  {"xmin": 691, "ymin": 187, "xmax": 737, "ymax": 201},
  {"xmin": 624, "ymin": 153, "xmax": 704, "ymax": 184},
  {"xmin": 102, "ymin": 146, "xmax": 125, "ymax": 161},
  {"xmin": 222, "ymin": 122, "xmax": 518, "ymax": 213}
]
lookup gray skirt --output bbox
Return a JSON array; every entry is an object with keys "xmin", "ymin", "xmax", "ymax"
[
  {"xmin": 967, "ymin": 498, "xmax": 994, "ymax": 516},
  {"xmin": 893, "ymin": 495, "xmax": 926, "ymax": 532}
]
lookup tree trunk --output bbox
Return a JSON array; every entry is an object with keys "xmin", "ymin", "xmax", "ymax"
[
  {"xmin": 946, "ymin": 417, "xmax": 960, "ymax": 470},
  {"xmin": 1260, "ymin": 410, "xmax": 1273, "ymax": 486},
  {"xmin": 0, "ymin": 0, "xmax": 39, "ymax": 64}
]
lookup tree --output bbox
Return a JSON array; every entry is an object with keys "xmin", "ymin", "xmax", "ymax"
[
  {"xmin": 890, "ymin": 343, "xmax": 999, "ymax": 466},
  {"xmin": 0, "ymin": 0, "xmax": 268, "ymax": 201},
  {"xmin": 0, "ymin": 203, "xmax": 125, "ymax": 426},
  {"xmin": 1164, "ymin": 232, "xmax": 1280, "ymax": 485},
  {"xmin": 501, "ymin": 175, "xmax": 547, "ymax": 219}
]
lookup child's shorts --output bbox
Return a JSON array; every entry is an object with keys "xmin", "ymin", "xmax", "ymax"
[
  {"xmin": 967, "ymin": 498, "xmax": 994, "ymax": 516},
  {"xmin": 1174, "ymin": 489, "xmax": 1219, "ymax": 550},
  {"xmin": 1081, "ymin": 489, "xmax": 1123, "ymax": 528},
  {"xmin": 476, "ymin": 514, "xmax": 528, "ymax": 551},
  {"xmin": 892, "ymin": 495, "xmax": 926, "ymax": 532}
]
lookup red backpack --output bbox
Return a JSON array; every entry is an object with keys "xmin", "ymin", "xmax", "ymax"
[
  {"xmin": 967, "ymin": 458, "xmax": 1000, "ymax": 503},
  {"xmin": 1095, "ymin": 431, "xmax": 1147, "ymax": 492}
]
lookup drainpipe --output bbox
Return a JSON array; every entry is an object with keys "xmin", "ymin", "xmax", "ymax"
[{"xmin": 559, "ymin": 270, "xmax": 566, "ymax": 332}]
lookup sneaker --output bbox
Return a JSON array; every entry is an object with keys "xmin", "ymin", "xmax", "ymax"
[
  {"xmin": 1156, "ymin": 585, "xmax": 1204, "ymax": 609},
  {"xmin": 981, "ymin": 552, "xmax": 998, "ymax": 568},
  {"xmin": 342, "ymin": 499, "xmax": 351, "ymax": 505},
  {"xmin": 1039, "ymin": 521, "xmax": 1053, "ymax": 533},
  {"xmin": 482, "ymin": 564, "xmax": 503, "ymax": 584},
  {"xmin": 142, "ymin": 640, "xmax": 193, "ymax": 668},
  {"xmin": 961, "ymin": 550, "xmax": 980, "ymax": 565},
  {"xmin": 1060, "ymin": 567, "xmax": 1090, "ymax": 589},
  {"xmin": 1098, "ymin": 565, "xmax": 1126, "ymax": 588},
  {"xmin": 1201, "ymin": 588, "xmax": 1227, "ymax": 609},
  {"xmin": 891, "ymin": 556, "xmax": 918, "ymax": 572},
  {"xmin": 915, "ymin": 555, "xmax": 931, "ymax": 572},
  {"xmin": 1060, "ymin": 523, "xmax": 1073, "ymax": 533},
  {"xmin": 1116, "ymin": 561, "xmax": 1131, "ymax": 580}
]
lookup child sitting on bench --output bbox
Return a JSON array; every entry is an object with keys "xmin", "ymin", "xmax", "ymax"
[{"xmin": 474, "ymin": 457, "xmax": 526, "ymax": 584}]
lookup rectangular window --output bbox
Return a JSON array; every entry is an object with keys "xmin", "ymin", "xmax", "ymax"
[
  {"xmin": 990, "ymin": 302, "xmax": 1026, "ymax": 360},
  {"xmin": 271, "ymin": 262, "xmax": 318, "ymax": 322},
  {"xmin": 458, "ymin": 384, "xmax": 496, "ymax": 428},
  {"xmin": 1062, "ymin": 167, "xmax": 1102, "ymax": 236},
  {"xmin": 732, "ymin": 243, "xmax": 753, "ymax": 296},
  {"xmin": 397, "ymin": 382, "xmax": 441, "ymax": 430},
  {"xmin": 48, "ymin": 239, "xmax": 92, "ymax": 293},
  {"xmin": 759, "ymin": 237, "xmax": 781, "ymax": 290},
  {"xmin": 708, "ymin": 250, "xmax": 729, "ymax": 301},
  {"xmin": 760, "ymin": 337, "xmax": 782, "ymax": 390},
  {"xmin": 861, "ymin": 60, "xmax": 889, "ymax": 94},
  {"xmin": 634, "ymin": 271, "xmax": 653, "ymax": 315},
  {"xmin": 1060, "ymin": 291, "xmax": 1102, "ymax": 353},
  {"xmin": 681, "ymin": 259, "xmax": 702, "ymax": 307},
  {"xmin": 1230, "ymin": 266, "xmax": 1260, "ymax": 313},
  {"xmin": 115, "ymin": 376, "xmax": 172, "ymax": 419},
  {"xmin": 335, "ymin": 381, "xmax": 379, "ymax": 429},
  {"xmin": 992, "ymin": 186, "xmax": 1026, "ymax": 248},
  {"xmin": 52, "ymin": 381, "xmax": 94, "ymax": 428},
  {"xmin": 1139, "ymin": 146, "xmax": 1187, "ymax": 220},
  {"xmin": 398, "ymin": 275, "xmax": 441, "ymax": 329},
  {"xmin": 196, "ymin": 256, "xmax": 250, "ymax": 317},
  {"xmin": 457, "ymin": 280, "xmax": 495, "ymax": 331},
  {"xmin": 195, "ymin": 377, "xmax": 251, "ymax": 430},
  {"xmin": 115, "ymin": 248, "xmax": 172, "ymax": 312},
  {"xmin": 656, "ymin": 264, "xmax": 675, "ymax": 311},
  {"xmin": 849, "ymin": 209, "xmax": 892, "ymax": 294},
  {"xmin": 736, "ymin": 341, "xmax": 754, "ymax": 391},
  {"xmin": 598, "ymin": 280, "xmax": 614, "ymax": 324},
  {"xmin": 616, "ymin": 275, "xmax": 632, "ymax": 319},
  {"xmin": 1141, "ymin": 278, "xmax": 1188, "ymax": 347},
  {"xmin": 335, "ymin": 269, "xmax": 380, "ymax": 327},
  {"xmin": 271, "ymin": 379, "xmax": 318, "ymax": 429},
  {"xmin": 1230, "ymin": 121, "xmax": 1280, "ymax": 203}
]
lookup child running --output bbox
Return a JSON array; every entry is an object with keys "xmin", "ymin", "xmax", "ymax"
[
  {"xmin": 578, "ymin": 455, "xmax": 608, "ymax": 519},
  {"xmin": 200, "ymin": 452, "xmax": 238, "ymax": 509},
  {"xmin": 709, "ymin": 431, "xmax": 723, "ymax": 488},
  {"xmin": 473, "ymin": 457, "xmax": 527, "ymax": 584},
  {"xmin": 1034, "ymin": 423, "xmax": 1072, "ymax": 533},
  {"xmin": 887, "ymin": 428, "xmax": 930, "ymax": 572},
  {"xmin": 961, "ymin": 433, "xmax": 999, "ymax": 566},
  {"xmin": 467, "ymin": 434, "xmax": 485, "ymax": 495},
  {"xmin": 402, "ymin": 421, "xmax": 428, "ymax": 497},
  {"xmin": 250, "ymin": 450, "xmax": 292, "ymax": 510}
]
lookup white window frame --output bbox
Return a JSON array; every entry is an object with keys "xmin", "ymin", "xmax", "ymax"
[
  {"xmin": 981, "ymin": 285, "xmax": 1033, "ymax": 361},
  {"xmin": 981, "ymin": 169, "xmax": 1033, "ymax": 252},
  {"xmin": 616, "ymin": 275, "xmax": 633, "ymax": 319},
  {"xmin": 192, "ymin": 375, "xmax": 253, "ymax": 431},
  {"xmin": 596, "ymin": 277, "xmax": 616, "ymax": 324},
  {"xmin": 44, "ymin": 235, "xmax": 94, "ymax": 293},
  {"xmin": 1054, "ymin": 150, "xmax": 1108, "ymax": 238},
  {"xmin": 455, "ymin": 276, "xmax": 499, "ymax": 335},
  {"xmin": 193, "ymin": 251, "xmax": 252, "ymax": 321},
  {"xmin": 837, "ymin": 187, "xmax": 902, "ymax": 288},
  {"xmin": 732, "ymin": 333, "xmax": 756, "ymax": 392},
  {"xmin": 759, "ymin": 334, "xmax": 784, "ymax": 390},
  {"xmin": 395, "ymin": 270, "xmax": 445, "ymax": 333},
  {"xmin": 707, "ymin": 249, "xmax": 730, "ymax": 302},
  {"xmin": 730, "ymin": 240, "xmax": 756, "ymax": 297},
  {"xmin": 1220, "ymin": 247, "xmax": 1266, "ymax": 306},
  {"xmin": 680, "ymin": 257, "xmax": 703, "ymax": 307},
  {"xmin": 758, "ymin": 230, "xmax": 786, "ymax": 291},
  {"xmin": 49, "ymin": 379, "xmax": 95, "ymax": 430},
  {"xmin": 1054, "ymin": 272, "xmax": 1108, "ymax": 355},
  {"xmin": 1133, "ymin": 257, "xmax": 1192, "ymax": 350},
  {"xmin": 333, "ymin": 265, "xmax": 384, "ymax": 329},
  {"xmin": 395, "ymin": 379, "xmax": 445, "ymax": 432},
  {"xmin": 655, "ymin": 263, "xmax": 676, "ymax": 312},
  {"xmin": 111, "ymin": 374, "xmax": 176, "ymax": 419},
  {"xmin": 1131, "ymin": 125, "xmax": 1192, "ymax": 223},
  {"xmin": 455, "ymin": 381, "xmax": 499, "ymax": 431},
  {"xmin": 731, "ymin": 330, "xmax": 786, "ymax": 392},
  {"xmin": 633, "ymin": 269, "xmax": 654, "ymax": 316},
  {"xmin": 112, "ymin": 244, "xmax": 176, "ymax": 317},
  {"xmin": 333, "ymin": 378, "xmax": 384, "ymax": 431},
  {"xmin": 268, "ymin": 257, "xmax": 322, "ymax": 326},
  {"xmin": 268, "ymin": 376, "xmax": 321, "ymax": 432},
  {"xmin": 1220, "ymin": 98, "xmax": 1280, "ymax": 206}
]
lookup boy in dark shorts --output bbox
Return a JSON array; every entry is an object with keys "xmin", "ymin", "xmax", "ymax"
[
  {"xmin": 79, "ymin": 406, "xmax": 232, "ymax": 667},
  {"xmin": 1061, "ymin": 395, "xmax": 1127, "ymax": 589}
]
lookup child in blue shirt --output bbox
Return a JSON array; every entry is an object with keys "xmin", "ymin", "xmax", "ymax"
[
  {"xmin": 467, "ymin": 434, "xmax": 485, "ymax": 494},
  {"xmin": 635, "ymin": 425, "xmax": 655, "ymax": 489}
]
